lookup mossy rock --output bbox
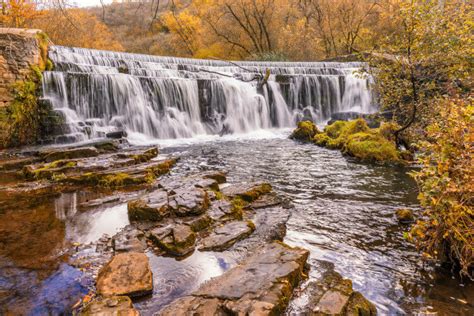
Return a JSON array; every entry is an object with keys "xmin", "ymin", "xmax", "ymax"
[
  {"xmin": 343, "ymin": 132, "xmax": 399, "ymax": 163},
  {"xmin": 22, "ymin": 160, "xmax": 77, "ymax": 180},
  {"xmin": 290, "ymin": 121, "xmax": 320, "ymax": 142},
  {"xmin": 324, "ymin": 120, "xmax": 349, "ymax": 139},
  {"xmin": 395, "ymin": 209, "xmax": 415, "ymax": 223}
]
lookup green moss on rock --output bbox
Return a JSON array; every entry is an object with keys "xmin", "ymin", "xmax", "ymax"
[
  {"xmin": 343, "ymin": 132, "xmax": 399, "ymax": 163},
  {"xmin": 290, "ymin": 121, "xmax": 320, "ymax": 142}
]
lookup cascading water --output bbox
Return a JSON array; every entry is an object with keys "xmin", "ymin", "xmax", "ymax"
[{"xmin": 42, "ymin": 46, "xmax": 376, "ymax": 143}]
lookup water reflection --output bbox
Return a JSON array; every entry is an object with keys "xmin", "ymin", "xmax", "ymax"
[{"xmin": 136, "ymin": 251, "xmax": 236, "ymax": 313}]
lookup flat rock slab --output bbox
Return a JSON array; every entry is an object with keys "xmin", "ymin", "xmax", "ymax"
[
  {"xmin": 221, "ymin": 182, "xmax": 272, "ymax": 202},
  {"xmin": 199, "ymin": 221, "xmax": 255, "ymax": 251},
  {"xmin": 249, "ymin": 192, "xmax": 283, "ymax": 209},
  {"xmin": 96, "ymin": 252, "xmax": 153, "ymax": 297},
  {"xmin": 80, "ymin": 296, "xmax": 139, "ymax": 316},
  {"xmin": 160, "ymin": 242, "xmax": 309, "ymax": 315},
  {"xmin": 40, "ymin": 146, "xmax": 99, "ymax": 162}
]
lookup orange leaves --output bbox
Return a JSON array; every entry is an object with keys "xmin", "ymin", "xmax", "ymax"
[
  {"xmin": 0, "ymin": 0, "xmax": 43, "ymax": 28},
  {"xmin": 30, "ymin": 9, "xmax": 124, "ymax": 51}
]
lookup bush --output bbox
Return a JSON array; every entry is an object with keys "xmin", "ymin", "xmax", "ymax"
[{"xmin": 408, "ymin": 98, "xmax": 473, "ymax": 277}]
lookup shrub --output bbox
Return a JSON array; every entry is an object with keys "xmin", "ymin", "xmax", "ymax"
[{"xmin": 409, "ymin": 98, "xmax": 473, "ymax": 277}]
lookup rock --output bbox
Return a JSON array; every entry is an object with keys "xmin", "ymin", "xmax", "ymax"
[
  {"xmin": 249, "ymin": 192, "xmax": 283, "ymax": 209},
  {"xmin": 221, "ymin": 182, "xmax": 272, "ymax": 202},
  {"xmin": 80, "ymin": 196, "xmax": 121, "ymax": 209},
  {"xmin": 169, "ymin": 187, "xmax": 210, "ymax": 216},
  {"xmin": 182, "ymin": 214, "xmax": 212, "ymax": 232},
  {"xmin": 0, "ymin": 156, "xmax": 40, "ymax": 171},
  {"xmin": 396, "ymin": 209, "xmax": 414, "ymax": 223},
  {"xmin": 159, "ymin": 174, "xmax": 219, "ymax": 192},
  {"xmin": 149, "ymin": 224, "xmax": 196, "ymax": 257},
  {"xmin": 128, "ymin": 190, "xmax": 170, "ymax": 222},
  {"xmin": 22, "ymin": 159, "xmax": 78, "ymax": 180},
  {"xmin": 199, "ymin": 221, "xmax": 255, "ymax": 251},
  {"xmin": 290, "ymin": 120, "xmax": 320, "ymax": 142},
  {"xmin": 298, "ymin": 268, "xmax": 377, "ymax": 316},
  {"xmin": 40, "ymin": 146, "xmax": 99, "ymax": 162},
  {"xmin": 116, "ymin": 147, "xmax": 158, "ymax": 164},
  {"xmin": 112, "ymin": 227, "xmax": 146, "ymax": 253},
  {"xmin": 202, "ymin": 171, "xmax": 227, "ymax": 184},
  {"xmin": 160, "ymin": 242, "xmax": 309, "ymax": 315},
  {"xmin": 96, "ymin": 252, "xmax": 153, "ymax": 297},
  {"xmin": 80, "ymin": 296, "xmax": 139, "ymax": 316},
  {"xmin": 106, "ymin": 130, "xmax": 128, "ymax": 139},
  {"xmin": 207, "ymin": 199, "xmax": 236, "ymax": 221},
  {"xmin": 90, "ymin": 139, "xmax": 121, "ymax": 153}
]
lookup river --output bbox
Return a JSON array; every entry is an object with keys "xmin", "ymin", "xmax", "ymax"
[{"xmin": 1, "ymin": 131, "xmax": 471, "ymax": 315}]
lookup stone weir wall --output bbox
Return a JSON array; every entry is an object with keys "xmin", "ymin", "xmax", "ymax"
[{"xmin": 0, "ymin": 28, "xmax": 44, "ymax": 107}]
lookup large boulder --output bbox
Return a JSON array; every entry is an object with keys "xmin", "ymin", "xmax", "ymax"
[
  {"xmin": 160, "ymin": 242, "xmax": 309, "ymax": 315},
  {"xmin": 96, "ymin": 252, "xmax": 153, "ymax": 297}
]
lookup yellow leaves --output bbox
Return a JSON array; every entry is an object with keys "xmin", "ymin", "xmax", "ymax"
[
  {"xmin": 30, "ymin": 9, "xmax": 124, "ymax": 51},
  {"xmin": 0, "ymin": 0, "xmax": 43, "ymax": 28}
]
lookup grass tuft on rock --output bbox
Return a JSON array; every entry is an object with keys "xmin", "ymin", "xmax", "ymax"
[{"xmin": 290, "ymin": 121, "xmax": 320, "ymax": 142}]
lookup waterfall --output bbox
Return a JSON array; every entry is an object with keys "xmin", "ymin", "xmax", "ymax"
[{"xmin": 42, "ymin": 46, "xmax": 376, "ymax": 143}]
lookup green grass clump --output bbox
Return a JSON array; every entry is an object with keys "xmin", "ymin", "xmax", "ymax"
[
  {"xmin": 309, "ymin": 119, "xmax": 403, "ymax": 164},
  {"xmin": 343, "ymin": 132, "xmax": 399, "ymax": 163},
  {"xmin": 290, "ymin": 121, "xmax": 320, "ymax": 142}
]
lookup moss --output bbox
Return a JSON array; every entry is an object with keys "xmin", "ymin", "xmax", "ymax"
[
  {"xmin": 239, "ymin": 183, "xmax": 272, "ymax": 202},
  {"xmin": 36, "ymin": 32, "xmax": 50, "ymax": 71},
  {"xmin": 324, "ymin": 120, "xmax": 348, "ymax": 139},
  {"xmin": 313, "ymin": 133, "xmax": 331, "ymax": 146},
  {"xmin": 214, "ymin": 191, "xmax": 223, "ymax": 200},
  {"xmin": 99, "ymin": 173, "xmax": 143, "ymax": 188},
  {"xmin": 130, "ymin": 147, "xmax": 158, "ymax": 163},
  {"xmin": 395, "ymin": 208, "xmax": 415, "ymax": 223},
  {"xmin": 23, "ymin": 160, "xmax": 78, "ymax": 180},
  {"xmin": 145, "ymin": 158, "xmax": 177, "ymax": 183},
  {"xmin": 231, "ymin": 197, "xmax": 246, "ymax": 220},
  {"xmin": 246, "ymin": 220, "xmax": 256, "ymax": 231},
  {"xmin": 343, "ymin": 132, "xmax": 399, "ymax": 163},
  {"xmin": 290, "ymin": 121, "xmax": 320, "ymax": 142}
]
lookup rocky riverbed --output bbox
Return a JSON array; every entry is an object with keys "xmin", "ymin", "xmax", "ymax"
[
  {"xmin": 0, "ymin": 138, "xmax": 377, "ymax": 315},
  {"xmin": 1, "ymin": 135, "xmax": 471, "ymax": 315}
]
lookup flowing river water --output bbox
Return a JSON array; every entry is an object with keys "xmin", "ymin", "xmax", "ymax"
[{"xmin": 1, "ymin": 132, "xmax": 472, "ymax": 315}]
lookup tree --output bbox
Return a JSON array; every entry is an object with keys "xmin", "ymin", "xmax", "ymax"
[
  {"xmin": 372, "ymin": 0, "xmax": 473, "ymax": 275},
  {"xmin": 31, "ymin": 8, "xmax": 124, "ymax": 51},
  {"xmin": 0, "ymin": 0, "xmax": 42, "ymax": 28}
]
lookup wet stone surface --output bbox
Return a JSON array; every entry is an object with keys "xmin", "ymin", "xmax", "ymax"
[
  {"xmin": 160, "ymin": 242, "xmax": 309, "ymax": 315},
  {"xmin": 199, "ymin": 220, "xmax": 255, "ymax": 251}
]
